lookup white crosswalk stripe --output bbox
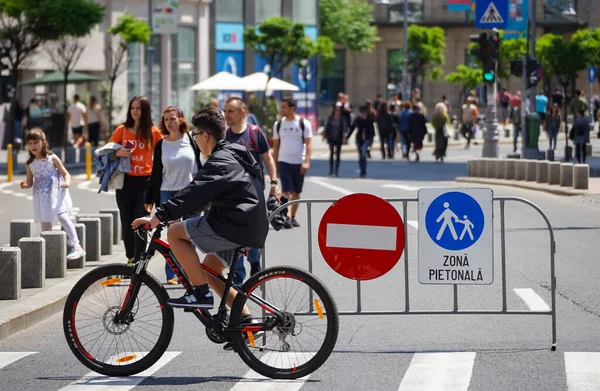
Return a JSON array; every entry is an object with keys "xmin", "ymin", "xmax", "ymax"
[
  {"xmin": 397, "ymin": 352, "xmax": 475, "ymax": 391},
  {"xmin": 0, "ymin": 351, "xmax": 37, "ymax": 369},
  {"xmin": 565, "ymin": 352, "xmax": 600, "ymax": 390},
  {"xmin": 59, "ymin": 351, "xmax": 181, "ymax": 390}
]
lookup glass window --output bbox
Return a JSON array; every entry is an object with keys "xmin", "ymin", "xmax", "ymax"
[
  {"xmin": 388, "ymin": 0, "xmax": 424, "ymax": 24},
  {"xmin": 319, "ymin": 49, "xmax": 345, "ymax": 104},
  {"xmin": 466, "ymin": 10, "xmax": 476, "ymax": 23},
  {"xmin": 144, "ymin": 35, "xmax": 161, "ymax": 122},
  {"xmin": 172, "ymin": 26, "xmax": 197, "ymax": 119},
  {"xmin": 127, "ymin": 43, "xmax": 141, "ymax": 100},
  {"xmin": 256, "ymin": 0, "xmax": 282, "ymax": 23},
  {"xmin": 292, "ymin": 0, "xmax": 317, "ymax": 25},
  {"xmin": 544, "ymin": 0, "xmax": 579, "ymax": 22},
  {"xmin": 216, "ymin": 0, "xmax": 244, "ymax": 23},
  {"xmin": 464, "ymin": 49, "xmax": 478, "ymax": 69},
  {"xmin": 387, "ymin": 49, "xmax": 405, "ymax": 100}
]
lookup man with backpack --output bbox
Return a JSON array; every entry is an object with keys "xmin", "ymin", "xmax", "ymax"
[
  {"xmin": 223, "ymin": 96, "xmax": 280, "ymax": 287},
  {"xmin": 272, "ymin": 98, "xmax": 313, "ymax": 229},
  {"xmin": 500, "ymin": 89, "xmax": 511, "ymax": 126}
]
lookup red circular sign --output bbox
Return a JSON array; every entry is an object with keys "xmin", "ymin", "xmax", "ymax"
[{"xmin": 318, "ymin": 193, "xmax": 405, "ymax": 281}]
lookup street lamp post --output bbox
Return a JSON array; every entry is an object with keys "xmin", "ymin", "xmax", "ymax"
[
  {"xmin": 147, "ymin": 0, "xmax": 154, "ymax": 104},
  {"xmin": 300, "ymin": 59, "xmax": 309, "ymax": 119},
  {"xmin": 402, "ymin": 0, "xmax": 409, "ymax": 100}
]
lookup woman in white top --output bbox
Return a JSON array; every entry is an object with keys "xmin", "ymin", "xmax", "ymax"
[
  {"xmin": 87, "ymin": 96, "xmax": 103, "ymax": 146},
  {"xmin": 145, "ymin": 106, "xmax": 201, "ymax": 284}
]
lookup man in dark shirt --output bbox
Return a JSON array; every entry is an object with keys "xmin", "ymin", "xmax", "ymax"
[
  {"xmin": 551, "ymin": 88, "xmax": 563, "ymax": 108},
  {"xmin": 223, "ymin": 96, "xmax": 280, "ymax": 287}
]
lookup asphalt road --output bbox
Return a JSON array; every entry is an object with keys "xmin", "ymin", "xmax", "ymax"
[{"xmin": 1, "ymin": 142, "xmax": 600, "ymax": 390}]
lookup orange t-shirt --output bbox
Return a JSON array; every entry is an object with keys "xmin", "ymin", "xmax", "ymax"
[{"xmin": 111, "ymin": 125, "xmax": 163, "ymax": 176}]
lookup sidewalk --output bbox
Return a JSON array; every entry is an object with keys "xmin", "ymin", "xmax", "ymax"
[
  {"xmin": 455, "ymin": 176, "xmax": 600, "ymax": 196},
  {"xmin": 0, "ymin": 245, "xmax": 127, "ymax": 341}
]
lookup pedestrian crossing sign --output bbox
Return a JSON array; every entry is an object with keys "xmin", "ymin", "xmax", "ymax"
[
  {"xmin": 475, "ymin": 0, "xmax": 508, "ymax": 29},
  {"xmin": 418, "ymin": 188, "xmax": 494, "ymax": 285}
]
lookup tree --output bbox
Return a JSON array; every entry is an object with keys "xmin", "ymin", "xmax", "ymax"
[
  {"xmin": 319, "ymin": 0, "xmax": 380, "ymax": 53},
  {"xmin": 0, "ymin": 0, "xmax": 104, "ymax": 146},
  {"xmin": 106, "ymin": 13, "xmax": 151, "ymax": 128},
  {"xmin": 445, "ymin": 65, "xmax": 483, "ymax": 106},
  {"xmin": 244, "ymin": 16, "xmax": 334, "ymax": 106},
  {"xmin": 572, "ymin": 28, "xmax": 600, "ymax": 89},
  {"xmin": 468, "ymin": 31, "xmax": 526, "ymax": 83},
  {"xmin": 536, "ymin": 33, "xmax": 588, "ymax": 121},
  {"xmin": 407, "ymin": 25, "xmax": 445, "ymax": 94},
  {"xmin": 46, "ymin": 36, "xmax": 87, "ymax": 153}
]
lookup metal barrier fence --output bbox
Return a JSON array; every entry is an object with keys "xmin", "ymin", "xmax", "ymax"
[{"xmin": 264, "ymin": 196, "xmax": 557, "ymax": 350}]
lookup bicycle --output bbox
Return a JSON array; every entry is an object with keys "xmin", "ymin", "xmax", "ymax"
[{"xmin": 63, "ymin": 221, "xmax": 339, "ymax": 379}]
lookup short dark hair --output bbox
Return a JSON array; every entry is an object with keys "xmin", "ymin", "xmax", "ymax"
[
  {"xmin": 74, "ymin": 94, "xmax": 80, "ymax": 101},
  {"xmin": 191, "ymin": 107, "xmax": 226, "ymax": 140},
  {"xmin": 281, "ymin": 97, "xmax": 296, "ymax": 108},
  {"xmin": 224, "ymin": 96, "xmax": 247, "ymax": 111}
]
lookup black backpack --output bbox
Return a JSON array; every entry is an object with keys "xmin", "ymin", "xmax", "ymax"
[{"xmin": 275, "ymin": 117, "xmax": 306, "ymax": 144}]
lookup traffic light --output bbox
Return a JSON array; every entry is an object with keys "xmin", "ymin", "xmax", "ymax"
[
  {"xmin": 469, "ymin": 31, "xmax": 499, "ymax": 84},
  {"xmin": 510, "ymin": 59, "xmax": 523, "ymax": 78},
  {"xmin": 527, "ymin": 58, "xmax": 542, "ymax": 88}
]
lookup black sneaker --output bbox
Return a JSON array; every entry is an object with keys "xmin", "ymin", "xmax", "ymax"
[
  {"xmin": 291, "ymin": 218, "xmax": 300, "ymax": 228},
  {"xmin": 283, "ymin": 217, "xmax": 293, "ymax": 229},
  {"xmin": 168, "ymin": 287, "xmax": 213, "ymax": 309},
  {"xmin": 223, "ymin": 315, "xmax": 264, "ymax": 351}
]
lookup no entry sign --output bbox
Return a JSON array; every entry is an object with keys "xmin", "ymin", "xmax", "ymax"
[{"xmin": 317, "ymin": 193, "xmax": 406, "ymax": 280}]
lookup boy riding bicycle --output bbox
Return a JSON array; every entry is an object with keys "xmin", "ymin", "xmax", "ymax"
[{"xmin": 133, "ymin": 107, "xmax": 269, "ymax": 313}]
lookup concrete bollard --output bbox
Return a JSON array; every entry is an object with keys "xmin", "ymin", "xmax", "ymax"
[
  {"xmin": 536, "ymin": 161, "xmax": 549, "ymax": 184},
  {"xmin": 525, "ymin": 160, "xmax": 537, "ymax": 182},
  {"xmin": 496, "ymin": 160, "xmax": 506, "ymax": 179},
  {"xmin": 0, "ymin": 247, "xmax": 21, "ymax": 299},
  {"xmin": 539, "ymin": 150, "xmax": 546, "ymax": 160},
  {"xmin": 504, "ymin": 128, "xmax": 510, "ymax": 138},
  {"xmin": 99, "ymin": 208, "xmax": 120, "ymax": 245},
  {"xmin": 548, "ymin": 162, "xmax": 561, "ymax": 185},
  {"xmin": 78, "ymin": 214, "xmax": 113, "ymax": 256},
  {"xmin": 78, "ymin": 218, "xmax": 101, "ymax": 262},
  {"xmin": 505, "ymin": 159, "xmax": 517, "ymax": 180},
  {"xmin": 560, "ymin": 163, "xmax": 574, "ymax": 187},
  {"xmin": 41, "ymin": 231, "xmax": 67, "ymax": 278},
  {"xmin": 10, "ymin": 219, "xmax": 35, "ymax": 247},
  {"xmin": 485, "ymin": 159, "xmax": 497, "ymax": 178},
  {"xmin": 478, "ymin": 159, "xmax": 488, "ymax": 178},
  {"xmin": 62, "ymin": 223, "xmax": 86, "ymax": 269},
  {"xmin": 516, "ymin": 160, "xmax": 527, "ymax": 181},
  {"xmin": 65, "ymin": 145, "xmax": 77, "ymax": 164},
  {"xmin": 18, "ymin": 237, "xmax": 45, "ymax": 289},
  {"xmin": 586, "ymin": 144, "xmax": 592, "ymax": 157},
  {"xmin": 426, "ymin": 133, "xmax": 433, "ymax": 143},
  {"xmin": 547, "ymin": 149, "xmax": 555, "ymax": 161},
  {"xmin": 467, "ymin": 160, "xmax": 476, "ymax": 177},
  {"xmin": 573, "ymin": 164, "xmax": 589, "ymax": 190}
]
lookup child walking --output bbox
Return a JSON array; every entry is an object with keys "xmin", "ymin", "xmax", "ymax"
[{"xmin": 20, "ymin": 128, "xmax": 85, "ymax": 260}]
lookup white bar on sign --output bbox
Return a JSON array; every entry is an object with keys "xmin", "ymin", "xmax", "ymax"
[
  {"xmin": 513, "ymin": 288, "xmax": 550, "ymax": 311},
  {"xmin": 326, "ymin": 223, "xmax": 397, "ymax": 251},
  {"xmin": 408, "ymin": 221, "xmax": 419, "ymax": 230},
  {"xmin": 0, "ymin": 352, "xmax": 36, "ymax": 370},
  {"xmin": 565, "ymin": 352, "xmax": 600, "ymax": 390},
  {"xmin": 398, "ymin": 352, "xmax": 475, "ymax": 391}
]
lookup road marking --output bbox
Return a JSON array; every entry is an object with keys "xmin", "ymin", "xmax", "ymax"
[
  {"xmin": 398, "ymin": 352, "xmax": 475, "ymax": 391},
  {"xmin": 326, "ymin": 223, "xmax": 397, "ymax": 250},
  {"xmin": 0, "ymin": 352, "xmax": 37, "ymax": 369},
  {"xmin": 513, "ymin": 288, "xmax": 550, "ymax": 311},
  {"xmin": 60, "ymin": 351, "xmax": 180, "ymax": 390},
  {"xmin": 383, "ymin": 184, "xmax": 420, "ymax": 191},
  {"xmin": 306, "ymin": 177, "xmax": 352, "ymax": 196},
  {"xmin": 230, "ymin": 353, "xmax": 314, "ymax": 391},
  {"xmin": 12, "ymin": 192, "xmax": 27, "ymax": 198},
  {"xmin": 77, "ymin": 179, "xmax": 115, "ymax": 196},
  {"xmin": 565, "ymin": 352, "xmax": 600, "ymax": 390},
  {"xmin": 408, "ymin": 220, "xmax": 418, "ymax": 230}
]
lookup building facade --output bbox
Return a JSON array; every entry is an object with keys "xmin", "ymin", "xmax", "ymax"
[{"xmin": 318, "ymin": 0, "xmax": 600, "ymax": 113}]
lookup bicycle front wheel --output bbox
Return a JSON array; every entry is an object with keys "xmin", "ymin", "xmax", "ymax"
[
  {"xmin": 63, "ymin": 264, "xmax": 175, "ymax": 377},
  {"xmin": 230, "ymin": 266, "xmax": 339, "ymax": 379}
]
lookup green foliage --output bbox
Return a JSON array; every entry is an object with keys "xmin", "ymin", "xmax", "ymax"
[
  {"xmin": 468, "ymin": 31, "xmax": 526, "ymax": 81},
  {"xmin": 319, "ymin": 0, "xmax": 380, "ymax": 53},
  {"xmin": 445, "ymin": 65, "xmax": 482, "ymax": 104},
  {"xmin": 572, "ymin": 28, "xmax": 600, "ymax": 83},
  {"xmin": 536, "ymin": 33, "xmax": 588, "ymax": 87},
  {"xmin": 26, "ymin": 0, "xmax": 105, "ymax": 39},
  {"xmin": 194, "ymin": 90, "xmax": 217, "ymax": 111},
  {"xmin": 108, "ymin": 13, "xmax": 151, "ymax": 44},
  {"xmin": 244, "ymin": 16, "xmax": 334, "ymax": 78},
  {"xmin": 407, "ymin": 25, "xmax": 445, "ymax": 87}
]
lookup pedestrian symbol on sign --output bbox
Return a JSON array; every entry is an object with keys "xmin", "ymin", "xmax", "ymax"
[
  {"xmin": 479, "ymin": 2, "xmax": 504, "ymax": 23},
  {"xmin": 425, "ymin": 192, "xmax": 485, "ymax": 251}
]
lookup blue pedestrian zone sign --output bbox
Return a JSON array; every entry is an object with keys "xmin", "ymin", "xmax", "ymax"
[
  {"xmin": 589, "ymin": 66, "xmax": 597, "ymax": 83},
  {"xmin": 418, "ymin": 188, "xmax": 494, "ymax": 285},
  {"xmin": 425, "ymin": 192, "xmax": 484, "ymax": 251}
]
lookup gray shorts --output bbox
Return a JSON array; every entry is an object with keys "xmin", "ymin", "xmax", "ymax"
[{"xmin": 183, "ymin": 215, "xmax": 241, "ymax": 268}]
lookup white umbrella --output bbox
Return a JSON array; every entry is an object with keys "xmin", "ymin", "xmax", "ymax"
[
  {"xmin": 239, "ymin": 72, "xmax": 300, "ymax": 92},
  {"xmin": 189, "ymin": 71, "xmax": 243, "ymax": 91}
]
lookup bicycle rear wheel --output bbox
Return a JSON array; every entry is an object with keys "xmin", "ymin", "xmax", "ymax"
[
  {"xmin": 63, "ymin": 264, "xmax": 174, "ymax": 377},
  {"xmin": 229, "ymin": 266, "xmax": 339, "ymax": 379}
]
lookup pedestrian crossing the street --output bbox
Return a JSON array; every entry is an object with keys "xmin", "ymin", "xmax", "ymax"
[{"xmin": 2, "ymin": 351, "xmax": 600, "ymax": 390}]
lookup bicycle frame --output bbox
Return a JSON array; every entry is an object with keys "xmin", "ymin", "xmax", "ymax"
[{"xmin": 114, "ymin": 223, "xmax": 285, "ymax": 337}]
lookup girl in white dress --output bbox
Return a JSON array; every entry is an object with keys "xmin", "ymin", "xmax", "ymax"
[{"xmin": 20, "ymin": 128, "xmax": 85, "ymax": 260}]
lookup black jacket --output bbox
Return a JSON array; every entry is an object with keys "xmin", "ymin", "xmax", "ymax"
[
  {"xmin": 146, "ymin": 132, "xmax": 201, "ymax": 208},
  {"xmin": 155, "ymin": 140, "xmax": 269, "ymax": 248},
  {"xmin": 347, "ymin": 117, "xmax": 375, "ymax": 144}
]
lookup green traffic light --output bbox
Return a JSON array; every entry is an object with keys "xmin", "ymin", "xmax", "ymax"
[{"xmin": 483, "ymin": 72, "xmax": 495, "ymax": 82}]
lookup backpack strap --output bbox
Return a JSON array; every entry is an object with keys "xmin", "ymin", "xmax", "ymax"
[
  {"xmin": 248, "ymin": 125, "xmax": 260, "ymax": 153},
  {"xmin": 276, "ymin": 117, "xmax": 306, "ymax": 144}
]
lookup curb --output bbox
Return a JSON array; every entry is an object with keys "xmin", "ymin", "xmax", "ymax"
[
  {"xmin": 0, "ymin": 247, "xmax": 126, "ymax": 341},
  {"xmin": 455, "ymin": 176, "xmax": 592, "ymax": 196}
]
